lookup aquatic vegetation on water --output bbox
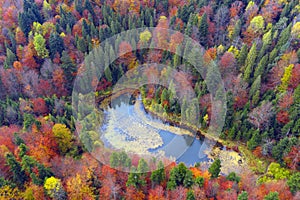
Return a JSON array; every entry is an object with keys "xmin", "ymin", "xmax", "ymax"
[
  {"xmin": 102, "ymin": 102, "xmax": 164, "ymax": 156},
  {"xmin": 204, "ymin": 147, "xmax": 245, "ymax": 175}
]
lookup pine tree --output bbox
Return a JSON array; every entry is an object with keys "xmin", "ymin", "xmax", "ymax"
[
  {"xmin": 75, "ymin": 0, "xmax": 83, "ymax": 15},
  {"xmin": 280, "ymin": 4, "xmax": 289, "ymax": 18},
  {"xmin": 247, "ymin": 129, "xmax": 261, "ymax": 150},
  {"xmin": 167, "ymin": 163, "xmax": 188, "ymax": 190},
  {"xmin": 206, "ymin": 62, "xmax": 222, "ymax": 97},
  {"xmin": 198, "ymin": 13, "xmax": 208, "ymax": 47},
  {"xmin": 137, "ymin": 158, "xmax": 149, "ymax": 174},
  {"xmin": 59, "ymin": 9, "xmax": 76, "ymax": 30},
  {"xmin": 23, "ymin": 113, "xmax": 35, "ymax": 130},
  {"xmin": 180, "ymin": 5, "xmax": 192, "ymax": 23},
  {"xmin": 18, "ymin": 13, "xmax": 31, "ymax": 36},
  {"xmin": 161, "ymin": 88, "xmax": 168, "ymax": 105},
  {"xmin": 264, "ymin": 192, "xmax": 279, "ymax": 200},
  {"xmin": 18, "ymin": 0, "xmax": 44, "ymax": 36},
  {"xmin": 195, "ymin": 176, "xmax": 204, "ymax": 187},
  {"xmin": 149, "ymin": 17, "xmax": 154, "ymax": 27},
  {"xmin": 208, "ymin": 158, "xmax": 221, "ymax": 178},
  {"xmin": 21, "ymin": 155, "xmax": 37, "ymax": 173},
  {"xmin": 181, "ymin": 97, "xmax": 188, "ymax": 122},
  {"xmin": 173, "ymin": 46, "xmax": 182, "ymax": 67},
  {"xmin": 14, "ymin": 133, "xmax": 25, "ymax": 146},
  {"xmin": 61, "ymin": 50, "xmax": 76, "ymax": 80},
  {"xmin": 87, "ymin": 35, "xmax": 92, "ymax": 52},
  {"xmin": 289, "ymin": 85, "xmax": 300, "ymax": 121},
  {"xmin": 276, "ymin": 24, "xmax": 292, "ymax": 48},
  {"xmin": 7, "ymin": 32, "xmax": 16, "ymax": 53},
  {"xmin": 35, "ymin": 163, "xmax": 53, "ymax": 185},
  {"xmin": 104, "ymin": 67, "xmax": 113, "ymax": 82},
  {"xmin": 272, "ymin": 138, "xmax": 290, "ymax": 163},
  {"xmin": 228, "ymin": 126, "xmax": 236, "ymax": 140},
  {"xmin": 49, "ymin": 32, "xmax": 64, "ymax": 59},
  {"xmin": 79, "ymin": 131, "xmax": 93, "ymax": 152},
  {"xmin": 254, "ymin": 55, "xmax": 267, "ymax": 79},
  {"xmin": 90, "ymin": 22, "xmax": 97, "ymax": 37},
  {"xmin": 109, "ymin": 152, "xmax": 119, "ymax": 168},
  {"xmin": 238, "ymin": 44, "xmax": 248, "ymax": 68},
  {"xmin": 238, "ymin": 191, "xmax": 249, "ymax": 200},
  {"xmin": 118, "ymin": 151, "xmax": 131, "ymax": 169},
  {"xmin": 258, "ymin": 30, "xmax": 272, "ymax": 59},
  {"xmin": 4, "ymin": 48, "xmax": 16, "ymax": 68},
  {"xmin": 287, "ymin": 172, "xmax": 300, "ymax": 195},
  {"xmin": 170, "ymin": 16, "xmax": 176, "ymax": 27},
  {"xmin": 226, "ymin": 172, "xmax": 240, "ymax": 183},
  {"xmin": 186, "ymin": 190, "xmax": 196, "ymax": 200},
  {"xmin": 18, "ymin": 143, "xmax": 28, "ymax": 158},
  {"xmin": 77, "ymin": 37, "xmax": 87, "ymax": 53},
  {"xmin": 82, "ymin": 19, "xmax": 90, "ymax": 38},
  {"xmin": 250, "ymin": 75, "xmax": 261, "ymax": 105},
  {"xmin": 183, "ymin": 170, "xmax": 194, "ymax": 188},
  {"xmin": 231, "ymin": 19, "xmax": 242, "ymax": 40},
  {"xmin": 243, "ymin": 42, "xmax": 257, "ymax": 83},
  {"xmin": 150, "ymin": 161, "xmax": 165, "ymax": 187},
  {"xmin": 6, "ymin": 153, "xmax": 27, "ymax": 186},
  {"xmin": 84, "ymin": 0, "xmax": 95, "ymax": 16},
  {"xmin": 185, "ymin": 21, "xmax": 193, "ymax": 36},
  {"xmin": 126, "ymin": 167, "xmax": 145, "ymax": 188},
  {"xmin": 269, "ymin": 47, "xmax": 278, "ymax": 64},
  {"xmin": 224, "ymin": 92, "xmax": 234, "ymax": 130}
]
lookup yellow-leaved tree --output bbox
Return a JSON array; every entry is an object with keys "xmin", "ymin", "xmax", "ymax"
[
  {"xmin": 66, "ymin": 173, "xmax": 95, "ymax": 200},
  {"xmin": 52, "ymin": 123, "xmax": 73, "ymax": 155},
  {"xmin": 249, "ymin": 15, "xmax": 265, "ymax": 34},
  {"xmin": 291, "ymin": 22, "xmax": 300, "ymax": 39},
  {"xmin": 0, "ymin": 185, "xmax": 21, "ymax": 199},
  {"xmin": 139, "ymin": 29, "xmax": 152, "ymax": 44},
  {"xmin": 279, "ymin": 64, "xmax": 294, "ymax": 92},
  {"xmin": 33, "ymin": 33, "xmax": 49, "ymax": 58},
  {"xmin": 44, "ymin": 176, "xmax": 66, "ymax": 199}
]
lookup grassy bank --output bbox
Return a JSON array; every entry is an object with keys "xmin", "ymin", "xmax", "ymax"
[
  {"xmin": 97, "ymin": 91, "xmax": 270, "ymax": 175},
  {"xmin": 142, "ymin": 99, "xmax": 270, "ymax": 175}
]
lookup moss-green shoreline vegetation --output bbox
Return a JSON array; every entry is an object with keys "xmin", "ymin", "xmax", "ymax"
[
  {"xmin": 142, "ymin": 96, "xmax": 272, "ymax": 174},
  {"xmin": 109, "ymin": 90, "xmax": 276, "ymax": 174},
  {"xmin": 97, "ymin": 90, "xmax": 246, "ymax": 174},
  {"xmin": 142, "ymin": 94, "xmax": 299, "ymax": 178},
  {"xmin": 97, "ymin": 80, "xmax": 295, "ymax": 180}
]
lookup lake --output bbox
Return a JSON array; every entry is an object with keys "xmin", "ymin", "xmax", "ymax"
[{"xmin": 100, "ymin": 93, "xmax": 215, "ymax": 166}]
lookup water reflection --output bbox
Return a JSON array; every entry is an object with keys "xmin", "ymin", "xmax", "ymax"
[{"xmin": 100, "ymin": 94, "xmax": 208, "ymax": 166}]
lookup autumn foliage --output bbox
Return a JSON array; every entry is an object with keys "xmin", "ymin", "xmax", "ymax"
[{"xmin": 0, "ymin": 0, "xmax": 299, "ymax": 199}]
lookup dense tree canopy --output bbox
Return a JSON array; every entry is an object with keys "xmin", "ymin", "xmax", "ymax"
[{"xmin": 0, "ymin": 0, "xmax": 299, "ymax": 199}]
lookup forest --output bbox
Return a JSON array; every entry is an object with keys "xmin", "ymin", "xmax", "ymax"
[{"xmin": 0, "ymin": 0, "xmax": 299, "ymax": 199}]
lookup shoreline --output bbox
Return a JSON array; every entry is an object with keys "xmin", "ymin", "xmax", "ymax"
[
  {"xmin": 133, "ymin": 99, "xmax": 196, "ymax": 137},
  {"xmin": 142, "ymin": 101, "xmax": 271, "ymax": 172},
  {"xmin": 141, "ymin": 101, "xmax": 271, "ymax": 174},
  {"xmin": 141, "ymin": 101, "xmax": 224, "ymax": 148},
  {"xmin": 97, "ymin": 90, "xmax": 270, "ymax": 174},
  {"xmin": 98, "ymin": 90, "xmax": 232, "ymax": 151}
]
